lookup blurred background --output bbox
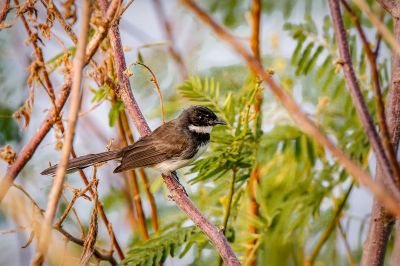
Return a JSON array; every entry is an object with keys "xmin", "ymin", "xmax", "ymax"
[{"xmin": 0, "ymin": 0, "xmax": 394, "ymax": 265}]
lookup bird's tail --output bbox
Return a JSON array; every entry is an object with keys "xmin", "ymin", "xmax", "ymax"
[{"xmin": 40, "ymin": 149, "xmax": 123, "ymax": 176}]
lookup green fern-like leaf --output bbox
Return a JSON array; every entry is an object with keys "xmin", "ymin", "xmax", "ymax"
[{"xmin": 121, "ymin": 227, "xmax": 197, "ymax": 266}]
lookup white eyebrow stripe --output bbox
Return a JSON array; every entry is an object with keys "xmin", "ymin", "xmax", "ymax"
[{"xmin": 188, "ymin": 125, "xmax": 212, "ymax": 134}]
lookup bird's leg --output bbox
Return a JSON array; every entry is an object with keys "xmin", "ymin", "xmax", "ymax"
[{"xmin": 162, "ymin": 172, "xmax": 188, "ymax": 197}]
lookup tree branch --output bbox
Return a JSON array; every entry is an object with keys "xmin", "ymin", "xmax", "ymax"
[
  {"xmin": 0, "ymin": 0, "xmax": 10, "ymax": 25},
  {"xmin": 340, "ymin": 0, "xmax": 400, "ymax": 193},
  {"xmin": 329, "ymin": 0, "xmax": 400, "ymax": 199},
  {"xmin": 0, "ymin": 79, "xmax": 72, "ymax": 202},
  {"xmin": 307, "ymin": 183, "xmax": 353, "ymax": 265},
  {"xmin": 33, "ymin": 1, "xmax": 91, "ymax": 264},
  {"xmin": 376, "ymin": 0, "xmax": 400, "ymax": 17},
  {"xmin": 97, "ymin": 0, "xmax": 240, "ymax": 264},
  {"xmin": 179, "ymin": 0, "xmax": 400, "ymax": 217},
  {"xmin": 354, "ymin": 0, "xmax": 400, "ymax": 55},
  {"xmin": 247, "ymin": 1, "xmax": 262, "ymax": 264},
  {"xmin": 361, "ymin": 6, "xmax": 400, "ymax": 266}
]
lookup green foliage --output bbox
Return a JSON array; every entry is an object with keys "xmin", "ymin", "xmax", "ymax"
[
  {"xmin": 284, "ymin": 14, "xmax": 376, "ymax": 162},
  {"xmin": 121, "ymin": 227, "xmax": 198, "ymax": 266},
  {"xmin": 108, "ymin": 100, "xmax": 125, "ymax": 127},
  {"xmin": 204, "ymin": 0, "xmax": 315, "ymax": 27},
  {"xmin": 0, "ymin": 106, "xmax": 21, "ymax": 144}
]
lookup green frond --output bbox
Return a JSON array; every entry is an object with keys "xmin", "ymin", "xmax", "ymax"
[{"xmin": 121, "ymin": 227, "xmax": 198, "ymax": 266}]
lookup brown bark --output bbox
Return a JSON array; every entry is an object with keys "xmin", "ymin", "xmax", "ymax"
[
  {"xmin": 361, "ymin": 13, "xmax": 400, "ymax": 266},
  {"xmin": 33, "ymin": 1, "xmax": 92, "ymax": 264},
  {"xmin": 392, "ymin": 221, "xmax": 400, "ymax": 265}
]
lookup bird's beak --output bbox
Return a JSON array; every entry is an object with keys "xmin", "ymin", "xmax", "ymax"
[{"xmin": 212, "ymin": 118, "xmax": 227, "ymax": 126}]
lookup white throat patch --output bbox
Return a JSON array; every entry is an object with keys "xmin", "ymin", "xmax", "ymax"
[{"xmin": 188, "ymin": 124, "xmax": 212, "ymax": 134}]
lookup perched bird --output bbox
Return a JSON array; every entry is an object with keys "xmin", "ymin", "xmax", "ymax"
[{"xmin": 41, "ymin": 105, "xmax": 226, "ymax": 176}]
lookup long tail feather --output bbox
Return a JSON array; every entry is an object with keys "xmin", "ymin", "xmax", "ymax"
[{"xmin": 41, "ymin": 149, "xmax": 123, "ymax": 175}]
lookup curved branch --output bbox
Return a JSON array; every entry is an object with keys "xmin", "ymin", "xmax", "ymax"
[{"xmin": 33, "ymin": 1, "xmax": 92, "ymax": 264}]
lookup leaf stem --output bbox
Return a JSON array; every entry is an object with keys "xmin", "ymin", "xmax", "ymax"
[
  {"xmin": 217, "ymin": 168, "xmax": 238, "ymax": 266},
  {"xmin": 306, "ymin": 182, "xmax": 354, "ymax": 265}
]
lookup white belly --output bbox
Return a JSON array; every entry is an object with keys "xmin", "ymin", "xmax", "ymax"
[{"xmin": 154, "ymin": 143, "xmax": 209, "ymax": 174}]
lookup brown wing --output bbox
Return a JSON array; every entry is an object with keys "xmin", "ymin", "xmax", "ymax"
[{"xmin": 113, "ymin": 121, "xmax": 189, "ymax": 173}]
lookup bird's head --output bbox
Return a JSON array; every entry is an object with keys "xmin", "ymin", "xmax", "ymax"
[{"xmin": 180, "ymin": 106, "xmax": 226, "ymax": 133}]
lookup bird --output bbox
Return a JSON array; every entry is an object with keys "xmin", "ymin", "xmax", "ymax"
[{"xmin": 41, "ymin": 105, "xmax": 226, "ymax": 176}]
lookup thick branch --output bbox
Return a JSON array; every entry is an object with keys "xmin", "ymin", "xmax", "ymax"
[
  {"xmin": 33, "ymin": 1, "xmax": 91, "ymax": 264},
  {"xmin": 377, "ymin": 0, "xmax": 400, "ymax": 17},
  {"xmin": 180, "ymin": 0, "xmax": 400, "ymax": 217},
  {"xmin": 354, "ymin": 0, "xmax": 400, "ymax": 55},
  {"xmin": 361, "ymin": 11, "xmax": 400, "ymax": 266},
  {"xmin": 340, "ymin": 0, "xmax": 400, "ymax": 194},
  {"xmin": 328, "ymin": 0, "xmax": 400, "ymax": 198},
  {"xmin": 97, "ymin": 0, "xmax": 240, "ymax": 264}
]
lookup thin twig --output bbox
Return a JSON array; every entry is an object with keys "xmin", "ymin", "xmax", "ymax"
[
  {"xmin": 306, "ymin": 183, "xmax": 353, "ymax": 265},
  {"xmin": 353, "ymin": 0, "xmax": 400, "ymax": 56},
  {"xmin": 0, "ymin": 226, "xmax": 26, "ymax": 234},
  {"xmin": 55, "ymin": 226, "xmax": 117, "ymax": 265},
  {"xmin": 80, "ymin": 170, "xmax": 99, "ymax": 265},
  {"xmin": 249, "ymin": 0, "xmax": 261, "ymax": 61},
  {"xmin": 0, "ymin": 79, "xmax": 72, "ymax": 202},
  {"xmin": 33, "ymin": 1, "xmax": 92, "ymax": 264},
  {"xmin": 56, "ymin": 180, "xmax": 96, "ymax": 226},
  {"xmin": 120, "ymin": 0, "xmax": 135, "ymax": 16},
  {"xmin": 338, "ymin": 222, "xmax": 356, "ymax": 266},
  {"xmin": 217, "ymin": 169, "xmax": 237, "ymax": 266},
  {"xmin": 13, "ymin": 184, "xmax": 44, "ymax": 212},
  {"xmin": 71, "ymin": 147, "xmax": 125, "ymax": 260},
  {"xmin": 39, "ymin": 0, "xmax": 77, "ymax": 43},
  {"xmin": 152, "ymin": 0, "xmax": 188, "ymax": 80},
  {"xmin": 97, "ymin": 0, "xmax": 240, "ymax": 264},
  {"xmin": 180, "ymin": 0, "xmax": 400, "ymax": 218},
  {"xmin": 135, "ymin": 61, "xmax": 165, "ymax": 124},
  {"xmin": 247, "ymin": 1, "xmax": 262, "ymax": 264},
  {"xmin": 15, "ymin": 0, "xmax": 56, "ymax": 107}
]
